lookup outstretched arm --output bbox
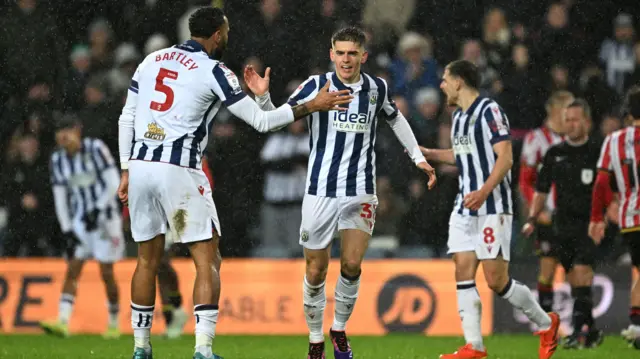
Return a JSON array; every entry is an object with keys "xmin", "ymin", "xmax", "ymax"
[
  {"xmin": 387, "ymin": 112, "xmax": 437, "ymax": 188},
  {"xmin": 214, "ymin": 65, "xmax": 352, "ymax": 132},
  {"xmin": 244, "ymin": 65, "xmax": 277, "ymax": 111},
  {"xmin": 419, "ymin": 147, "xmax": 456, "ymax": 165}
]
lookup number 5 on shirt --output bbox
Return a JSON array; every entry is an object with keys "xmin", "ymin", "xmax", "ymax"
[{"xmin": 150, "ymin": 68, "xmax": 178, "ymax": 112}]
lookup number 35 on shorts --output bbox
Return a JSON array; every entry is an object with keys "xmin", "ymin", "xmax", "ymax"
[{"xmin": 360, "ymin": 203, "xmax": 377, "ymax": 231}]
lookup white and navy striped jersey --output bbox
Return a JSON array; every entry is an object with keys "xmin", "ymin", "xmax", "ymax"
[
  {"xmin": 125, "ymin": 40, "xmax": 246, "ymax": 169},
  {"xmin": 451, "ymin": 97, "xmax": 513, "ymax": 216},
  {"xmin": 288, "ymin": 72, "xmax": 398, "ymax": 197},
  {"xmin": 50, "ymin": 137, "xmax": 119, "ymax": 219}
]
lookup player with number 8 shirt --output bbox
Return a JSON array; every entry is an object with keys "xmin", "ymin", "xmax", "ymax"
[
  {"xmin": 419, "ymin": 60, "xmax": 559, "ymax": 359},
  {"xmin": 117, "ymin": 7, "xmax": 354, "ymax": 359}
]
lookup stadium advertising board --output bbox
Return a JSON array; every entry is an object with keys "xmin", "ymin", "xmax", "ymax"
[
  {"xmin": 0, "ymin": 259, "xmax": 493, "ymax": 335},
  {"xmin": 492, "ymin": 263, "xmax": 633, "ymax": 335}
]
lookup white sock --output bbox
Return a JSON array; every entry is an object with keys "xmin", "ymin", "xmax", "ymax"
[
  {"xmin": 457, "ymin": 280, "xmax": 484, "ymax": 351},
  {"xmin": 332, "ymin": 272, "xmax": 360, "ymax": 331},
  {"xmin": 500, "ymin": 278, "xmax": 552, "ymax": 330},
  {"xmin": 131, "ymin": 302, "xmax": 154, "ymax": 351},
  {"xmin": 194, "ymin": 304, "xmax": 218, "ymax": 357},
  {"xmin": 107, "ymin": 301, "xmax": 119, "ymax": 329},
  {"xmin": 59, "ymin": 293, "xmax": 74, "ymax": 324},
  {"xmin": 303, "ymin": 276, "xmax": 326, "ymax": 343}
]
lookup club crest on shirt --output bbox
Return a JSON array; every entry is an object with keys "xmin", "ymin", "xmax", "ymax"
[
  {"xmin": 369, "ymin": 90, "xmax": 378, "ymax": 105},
  {"xmin": 144, "ymin": 121, "xmax": 166, "ymax": 141}
]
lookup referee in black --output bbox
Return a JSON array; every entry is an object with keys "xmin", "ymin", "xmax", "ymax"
[{"xmin": 522, "ymin": 99, "xmax": 604, "ymax": 349}]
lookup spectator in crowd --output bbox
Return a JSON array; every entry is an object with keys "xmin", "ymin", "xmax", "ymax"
[
  {"xmin": 88, "ymin": 18, "xmax": 115, "ymax": 74},
  {"xmin": 600, "ymin": 13, "xmax": 636, "ymax": 95},
  {"xmin": 1, "ymin": 134, "xmax": 54, "ymax": 256},
  {"xmin": 626, "ymin": 41, "xmax": 640, "ymax": 90},
  {"xmin": 501, "ymin": 43, "xmax": 545, "ymax": 136},
  {"xmin": 482, "ymin": 7, "xmax": 512, "ymax": 70},
  {"xmin": 389, "ymin": 32, "xmax": 441, "ymax": 101},
  {"xmin": 0, "ymin": 0, "xmax": 67, "ymax": 106},
  {"xmin": 254, "ymin": 120, "xmax": 309, "ymax": 258},
  {"xmin": 64, "ymin": 45, "xmax": 91, "ymax": 109},
  {"xmin": 460, "ymin": 39, "xmax": 499, "ymax": 95},
  {"xmin": 535, "ymin": 2, "xmax": 582, "ymax": 74},
  {"xmin": 144, "ymin": 33, "xmax": 170, "ymax": 56},
  {"xmin": 412, "ymin": 87, "xmax": 441, "ymax": 147}
]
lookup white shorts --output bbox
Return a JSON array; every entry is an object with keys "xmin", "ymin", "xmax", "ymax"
[
  {"xmin": 447, "ymin": 212, "xmax": 513, "ymax": 261},
  {"xmin": 299, "ymin": 194, "xmax": 378, "ymax": 250},
  {"xmin": 164, "ymin": 228, "xmax": 175, "ymax": 251},
  {"xmin": 128, "ymin": 160, "xmax": 221, "ymax": 243},
  {"xmin": 72, "ymin": 211, "xmax": 125, "ymax": 263}
]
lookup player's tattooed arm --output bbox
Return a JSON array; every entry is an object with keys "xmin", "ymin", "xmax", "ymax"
[
  {"xmin": 289, "ymin": 80, "xmax": 352, "ymax": 119},
  {"xmin": 291, "ymin": 102, "xmax": 314, "ymax": 120}
]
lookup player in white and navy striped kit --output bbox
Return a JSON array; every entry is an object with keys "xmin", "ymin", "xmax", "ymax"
[
  {"xmin": 244, "ymin": 27, "xmax": 436, "ymax": 359},
  {"xmin": 40, "ymin": 114, "xmax": 124, "ymax": 339},
  {"xmin": 419, "ymin": 60, "xmax": 559, "ymax": 359},
  {"xmin": 117, "ymin": 8, "xmax": 353, "ymax": 359}
]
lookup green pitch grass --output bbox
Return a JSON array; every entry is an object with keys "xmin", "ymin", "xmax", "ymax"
[{"xmin": 0, "ymin": 334, "xmax": 634, "ymax": 358}]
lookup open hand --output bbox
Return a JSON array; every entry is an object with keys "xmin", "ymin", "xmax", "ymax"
[
  {"xmin": 416, "ymin": 161, "xmax": 437, "ymax": 189},
  {"xmin": 310, "ymin": 80, "xmax": 353, "ymax": 112},
  {"xmin": 244, "ymin": 65, "xmax": 270, "ymax": 96}
]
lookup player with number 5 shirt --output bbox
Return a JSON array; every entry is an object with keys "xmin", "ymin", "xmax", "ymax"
[{"xmin": 117, "ymin": 7, "xmax": 353, "ymax": 359}]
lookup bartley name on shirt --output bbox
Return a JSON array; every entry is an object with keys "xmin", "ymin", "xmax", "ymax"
[{"xmin": 154, "ymin": 51, "xmax": 199, "ymax": 71}]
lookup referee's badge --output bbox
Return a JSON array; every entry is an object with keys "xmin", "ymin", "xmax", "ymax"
[{"xmin": 581, "ymin": 169, "xmax": 594, "ymax": 185}]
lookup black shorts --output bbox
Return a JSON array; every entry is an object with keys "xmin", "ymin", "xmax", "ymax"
[
  {"xmin": 622, "ymin": 231, "xmax": 640, "ymax": 267},
  {"xmin": 553, "ymin": 226, "xmax": 597, "ymax": 272},
  {"xmin": 535, "ymin": 224, "xmax": 557, "ymax": 258}
]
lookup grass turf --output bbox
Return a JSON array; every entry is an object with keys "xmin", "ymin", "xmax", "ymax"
[{"xmin": 0, "ymin": 334, "xmax": 634, "ymax": 358}]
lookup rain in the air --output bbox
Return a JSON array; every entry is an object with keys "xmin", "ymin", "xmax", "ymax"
[{"xmin": 1, "ymin": 0, "xmax": 640, "ymax": 358}]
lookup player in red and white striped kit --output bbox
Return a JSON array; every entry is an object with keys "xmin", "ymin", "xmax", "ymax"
[
  {"xmin": 519, "ymin": 91, "xmax": 573, "ymax": 314},
  {"xmin": 590, "ymin": 86, "xmax": 640, "ymax": 347}
]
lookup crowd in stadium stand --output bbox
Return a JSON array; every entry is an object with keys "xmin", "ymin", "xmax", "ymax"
[{"xmin": 0, "ymin": 0, "xmax": 639, "ymax": 261}]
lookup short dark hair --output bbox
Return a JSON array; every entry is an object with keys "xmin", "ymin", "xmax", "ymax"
[
  {"xmin": 189, "ymin": 7, "xmax": 225, "ymax": 38},
  {"xmin": 446, "ymin": 60, "xmax": 480, "ymax": 90},
  {"xmin": 567, "ymin": 98, "xmax": 592, "ymax": 119},
  {"xmin": 54, "ymin": 113, "xmax": 81, "ymax": 131},
  {"xmin": 623, "ymin": 85, "xmax": 640, "ymax": 119},
  {"xmin": 331, "ymin": 26, "xmax": 366, "ymax": 47}
]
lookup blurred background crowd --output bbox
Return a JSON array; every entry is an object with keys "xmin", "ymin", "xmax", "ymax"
[{"xmin": 0, "ymin": 0, "xmax": 639, "ymax": 262}]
